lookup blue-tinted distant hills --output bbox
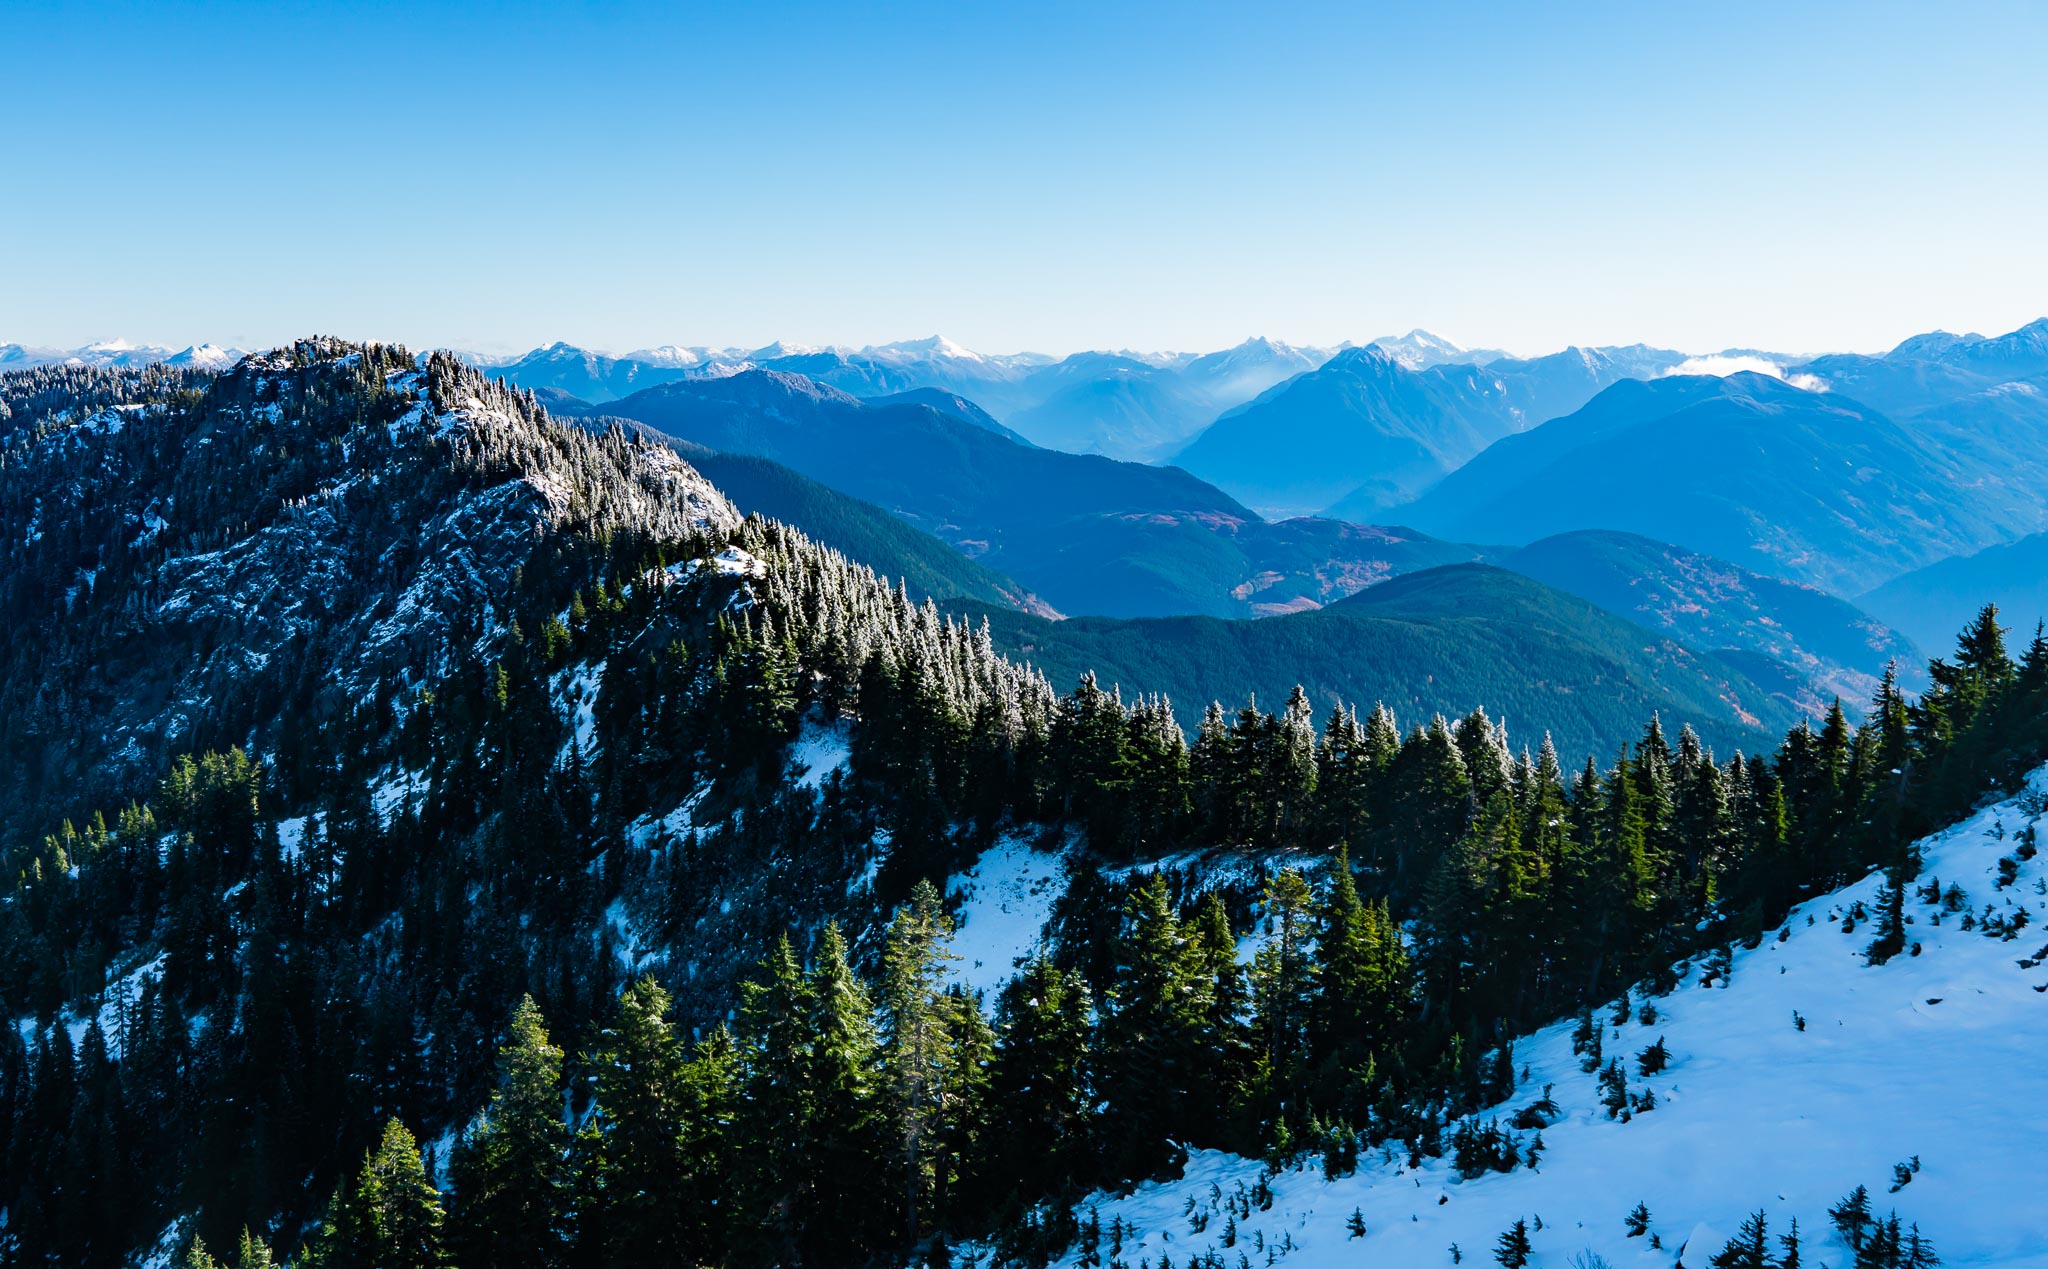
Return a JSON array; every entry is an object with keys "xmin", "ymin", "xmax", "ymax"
[
  {"xmin": 1386, "ymin": 368, "xmax": 2048, "ymax": 595},
  {"xmin": 1176, "ymin": 342, "xmax": 1688, "ymax": 519},
  {"xmin": 1860, "ymin": 528, "xmax": 2048, "ymax": 654},
  {"xmin": 584, "ymin": 368, "xmax": 1482, "ymax": 619},
  {"xmin": 1499, "ymin": 529, "xmax": 1923, "ymax": 714},
  {"xmin": 1792, "ymin": 317, "xmax": 2048, "ymax": 414}
]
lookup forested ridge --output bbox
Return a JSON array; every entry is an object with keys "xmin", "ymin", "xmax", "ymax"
[{"xmin": 2, "ymin": 343, "xmax": 2045, "ymax": 1268}]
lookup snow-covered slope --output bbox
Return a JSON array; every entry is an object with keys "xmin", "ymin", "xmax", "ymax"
[
  {"xmin": 1036, "ymin": 766, "xmax": 2048, "ymax": 1269},
  {"xmin": 945, "ymin": 834, "xmax": 1068, "ymax": 999}
]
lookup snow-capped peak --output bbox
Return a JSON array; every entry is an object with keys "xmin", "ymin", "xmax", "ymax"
[
  {"xmin": 868, "ymin": 335, "xmax": 985, "ymax": 363},
  {"xmin": 1366, "ymin": 328, "xmax": 1465, "ymax": 369},
  {"xmin": 747, "ymin": 340, "xmax": 826, "ymax": 361},
  {"xmin": 623, "ymin": 344, "xmax": 712, "ymax": 368},
  {"xmin": 164, "ymin": 344, "xmax": 241, "ymax": 371}
]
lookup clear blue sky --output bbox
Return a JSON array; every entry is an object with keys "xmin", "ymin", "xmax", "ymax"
[{"xmin": 5, "ymin": 0, "xmax": 2044, "ymax": 357}]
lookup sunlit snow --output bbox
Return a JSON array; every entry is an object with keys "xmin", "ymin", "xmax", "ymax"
[{"xmin": 1003, "ymin": 766, "xmax": 2048, "ymax": 1269}]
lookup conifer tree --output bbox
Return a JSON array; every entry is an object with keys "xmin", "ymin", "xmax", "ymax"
[
  {"xmin": 1097, "ymin": 873, "xmax": 1211, "ymax": 1180},
  {"xmin": 1830, "ymin": 1185, "xmax": 1875, "ymax": 1254},
  {"xmin": 801, "ymin": 923, "xmax": 892, "ymax": 1262},
  {"xmin": 982, "ymin": 957, "xmax": 1095, "ymax": 1204},
  {"xmin": 448, "ymin": 995, "xmax": 570, "ymax": 1269},
  {"xmin": 1252, "ymin": 868, "xmax": 1316, "ymax": 1098},
  {"xmin": 1710, "ymin": 1210, "xmax": 1771, "ymax": 1269},
  {"xmin": 1493, "ymin": 1218, "xmax": 1532, "ymax": 1268},
  {"xmin": 881, "ymin": 879, "xmax": 960, "ymax": 1241},
  {"xmin": 313, "ymin": 1119, "xmax": 448, "ymax": 1269},
  {"xmin": 585, "ymin": 978, "xmax": 696, "ymax": 1265}
]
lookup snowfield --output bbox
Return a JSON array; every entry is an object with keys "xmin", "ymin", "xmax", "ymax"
[
  {"xmin": 1020, "ymin": 766, "xmax": 2048, "ymax": 1269},
  {"xmin": 946, "ymin": 834, "xmax": 1068, "ymax": 1001}
]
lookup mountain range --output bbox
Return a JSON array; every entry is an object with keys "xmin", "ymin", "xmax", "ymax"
[
  {"xmin": 1860, "ymin": 528, "xmax": 2048, "ymax": 652},
  {"xmin": 573, "ymin": 368, "xmax": 1486, "ymax": 619},
  {"xmin": 1177, "ymin": 343, "xmax": 1692, "ymax": 518},
  {"xmin": 0, "ymin": 339, "xmax": 243, "ymax": 373},
  {"xmin": 1498, "ymin": 529, "xmax": 1925, "ymax": 714},
  {"xmin": 1388, "ymin": 367, "xmax": 2048, "ymax": 595}
]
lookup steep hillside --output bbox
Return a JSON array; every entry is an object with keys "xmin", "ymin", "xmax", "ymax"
[
  {"xmin": 648, "ymin": 441, "xmax": 1056, "ymax": 615},
  {"xmin": 595, "ymin": 369, "xmax": 1483, "ymax": 618},
  {"xmin": 964, "ymin": 564, "xmax": 1799, "ymax": 758},
  {"xmin": 1389, "ymin": 373, "xmax": 2035, "ymax": 595},
  {"xmin": 1862, "ymin": 529, "xmax": 2048, "ymax": 651},
  {"xmin": 0, "ymin": 344, "xmax": 738, "ymax": 836},
  {"xmin": 1503, "ymin": 530, "xmax": 1924, "ymax": 713},
  {"xmin": 1018, "ymin": 764, "xmax": 2048, "ymax": 1268}
]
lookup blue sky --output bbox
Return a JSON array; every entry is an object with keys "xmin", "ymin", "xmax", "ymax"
[{"xmin": 5, "ymin": 0, "xmax": 2044, "ymax": 357}]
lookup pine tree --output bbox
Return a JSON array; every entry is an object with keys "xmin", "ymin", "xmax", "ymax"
[
  {"xmin": 1097, "ymin": 873, "xmax": 1211, "ymax": 1180},
  {"xmin": 234, "ymin": 1229, "xmax": 275, "ymax": 1269},
  {"xmin": 313, "ymin": 1119, "xmax": 448, "ymax": 1269},
  {"xmin": 1830, "ymin": 1185, "xmax": 1875, "ymax": 1254},
  {"xmin": 448, "ymin": 995, "xmax": 570, "ymax": 1269},
  {"xmin": 800, "ymin": 922, "xmax": 892, "ymax": 1263},
  {"xmin": 1710, "ymin": 1210, "xmax": 1771, "ymax": 1269},
  {"xmin": 585, "ymin": 978, "xmax": 695, "ymax": 1266},
  {"xmin": 1493, "ymin": 1217, "xmax": 1532, "ymax": 1268},
  {"xmin": 1309, "ymin": 847, "xmax": 1409, "ymax": 1113},
  {"xmin": 881, "ymin": 879, "xmax": 961, "ymax": 1242},
  {"xmin": 1252, "ymin": 868, "xmax": 1316, "ymax": 1097},
  {"xmin": 983, "ymin": 957, "xmax": 1094, "ymax": 1204},
  {"xmin": 1779, "ymin": 1217, "xmax": 1803, "ymax": 1269},
  {"xmin": 179, "ymin": 1236, "xmax": 221, "ymax": 1269}
]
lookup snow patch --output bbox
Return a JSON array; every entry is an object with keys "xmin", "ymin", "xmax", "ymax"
[
  {"xmin": 789, "ymin": 719, "xmax": 852, "ymax": 788},
  {"xmin": 945, "ymin": 834, "xmax": 1067, "ymax": 1001},
  {"xmin": 369, "ymin": 767, "xmax": 430, "ymax": 827},
  {"xmin": 552, "ymin": 661, "xmax": 605, "ymax": 763}
]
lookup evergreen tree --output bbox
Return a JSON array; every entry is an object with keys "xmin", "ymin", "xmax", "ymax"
[
  {"xmin": 1710, "ymin": 1210, "xmax": 1771, "ymax": 1269},
  {"xmin": 448, "ymin": 996, "xmax": 570, "ymax": 1269},
  {"xmin": 881, "ymin": 879, "xmax": 961, "ymax": 1242},
  {"xmin": 982, "ymin": 957, "xmax": 1094, "ymax": 1205},
  {"xmin": 591, "ymin": 979, "xmax": 690, "ymax": 1262},
  {"xmin": 1097, "ymin": 873, "xmax": 1211, "ymax": 1180},
  {"xmin": 1830, "ymin": 1185, "xmax": 1875, "ymax": 1254},
  {"xmin": 799, "ymin": 923, "xmax": 892, "ymax": 1263},
  {"xmin": 313, "ymin": 1119, "xmax": 448, "ymax": 1269},
  {"xmin": 1493, "ymin": 1218, "xmax": 1532, "ymax": 1268}
]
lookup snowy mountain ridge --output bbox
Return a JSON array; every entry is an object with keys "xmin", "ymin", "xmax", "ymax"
[{"xmin": 1012, "ymin": 765, "xmax": 2048, "ymax": 1269}]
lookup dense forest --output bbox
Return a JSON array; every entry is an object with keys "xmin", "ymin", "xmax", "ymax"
[{"xmin": 1, "ymin": 345, "xmax": 2042, "ymax": 1268}]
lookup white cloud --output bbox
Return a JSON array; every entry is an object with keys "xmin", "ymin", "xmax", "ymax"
[{"xmin": 1662, "ymin": 354, "xmax": 1827, "ymax": 391}]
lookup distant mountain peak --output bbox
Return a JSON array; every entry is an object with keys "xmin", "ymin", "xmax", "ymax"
[
  {"xmin": 1366, "ymin": 329, "xmax": 1463, "ymax": 369},
  {"xmin": 870, "ymin": 335, "xmax": 984, "ymax": 362},
  {"xmin": 748, "ymin": 340, "xmax": 825, "ymax": 361},
  {"xmin": 624, "ymin": 344, "xmax": 715, "ymax": 367},
  {"xmin": 165, "ymin": 343, "xmax": 242, "ymax": 371},
  {"xmin": 1887, "ymin": 329, "xmax": 1983, "ymax": 360}
]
